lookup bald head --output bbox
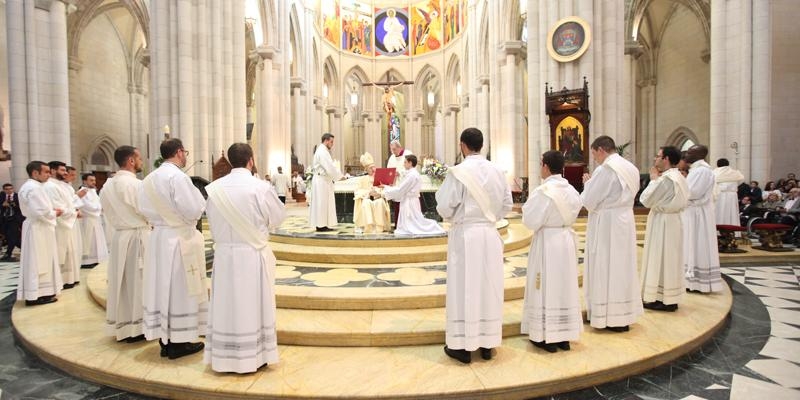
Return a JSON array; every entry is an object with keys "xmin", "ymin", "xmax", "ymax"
[{"xmin": 687, "ymin": 145, "xmax": 708, "ymax": 163}]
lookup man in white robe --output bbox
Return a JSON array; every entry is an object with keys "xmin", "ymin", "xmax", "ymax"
[
  {"xmin": 353, "ymin": 152, "xmax": 390, "ymax": 234},
  {"xmin": 271, "ymin": 166, "xmax": 290, "ymax": 204},
  {"xmin": 100, "ymin": 146, "xmax": 149, "ymax": 342},
  {"xmin": 204, "ymin": 143, "xmax": 287, "ymax": 374},
  {"xmin": 713, "ymin": 158, "xmax": 745, "ymax": 226},
  {"xmin": 520, "ymin": 151, "xmax": 583, "ymax": 352},
  {"xmin": 436, "ymin": 128, "xmax": 512, "ymax": 364},
  {"xmin": 17, "ymin": 161, "xmax": 62, "ymax": 305},
  {"xmin": 640, "ymin": 146, "xmax": 689, "ymax": 312},
  {"xmin": 581, "ymin": 135, "xmax": 643, "ymax": 332},
  {"xmin": 386, "ymin": 140, "xmax": 413, "ymax": 225},
  {"xmin": 138, "ymin": 138, "xmax": 207, "ymax": 359},
  {"xmin": 384, "ymin": 154, "xmax": 444, "ymax": 235},
  {"xmin": 308, "ymin": 133, "xmax": 343, "ymax": 231},
  {"xmin": 44, "ymin": 161, "xmax": 86, "ymax": 289},
  {"xmin": 78, "ymin": 173, "xmax": 108, "ymax": 267},
  {"xmin": 683, "ymin": 145, "xmax": 723, "ymax": 293}
]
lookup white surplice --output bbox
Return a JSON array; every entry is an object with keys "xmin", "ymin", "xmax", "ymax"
[
  {"xmin": 204, "ymin": 168, "xmax": 287, "ymax": 373},
  {"xmin": 436, "ymin": 154, "xmax": 512, "ymax": 351},
  {"xmin": 138, "ymin": 162, "xmax": 208, "ymax": 343},
  {"xmin": 640, "ymin": 168, "xmax": 689, "ymax": 305},
  {"xmin": 100, "ymin": 171, "xmax": 150, "ymax": 340},
  {"xmin": 17, "ymin": 179, "xmax": 62, "ymax": 301},
  {"xmin": 581, "ymin": 153, "xmax": 643, "ymax": 329},
  {"xmin": 44, "ymin": 178, "xmax": 82, "ymax": 285},
  {"xmin": 308, "ymin": 144, "xmax": 342, "ymax": 228},
  {"xmin": 713, "ymin": 166, "xmax": 744, "ymax": 226},
  {"xmin": 384, "ymin": 168, "xmax": 444, "ymax": 235},
  {"xmin": 78, "ymin": 186, "xmax": 108, "ymax": 265},
  {"xmin": 353, "ymin": 174, "xmax": 390, "ymax": 233},
  {"xmin": 520, "ymin": 175, "xmax": 583, "ymax": 343},
  {"xmin": 386, "ymin": 148, "xmax": 414, "ymax": 177},
  {"xmin": 683, "ymin": 160, "xmax": 723, "ymax": 292}
]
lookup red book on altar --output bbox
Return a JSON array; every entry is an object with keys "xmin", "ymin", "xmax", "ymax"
[{"xmin": 373, "ymin": 168, "xmax": 397, "ymax": 186}]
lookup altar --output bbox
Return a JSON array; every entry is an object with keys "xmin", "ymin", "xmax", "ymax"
[{"xmin": 332, "ymin": 173, "xmax": 442, "ymax": 223}]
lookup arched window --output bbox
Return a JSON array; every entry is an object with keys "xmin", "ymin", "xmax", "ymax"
[
  {"xmin": 90, "ymin": 148, "xmax": 110, "ymax": 166},
  {"xmin": 666, "ymin": 127, "xmax": 699, "ymax": 152}
]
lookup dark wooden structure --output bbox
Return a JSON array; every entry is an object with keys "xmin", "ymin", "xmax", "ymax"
[{"xmin": 545, "ymin": 77, "xmax": 591, "ymax": 192}]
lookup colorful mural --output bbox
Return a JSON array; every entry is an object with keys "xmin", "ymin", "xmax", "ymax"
[
  {"xmin": 411, "ymin": 0, "xmax": 441, "ymax": 55},
  {"xmin": 374, "ymin": 7, "xmax": 410, "ymax": 56},
  {"xmin": 321, "ymin": 0, "xmax": 341, "ymax": 48},
  {"xmin": 319, "ymin": 2, "xmax": 466, "ymax": 57},
  {"xmin": 341, "ymin": 0, "xmax": 374, "ymax": 55}
]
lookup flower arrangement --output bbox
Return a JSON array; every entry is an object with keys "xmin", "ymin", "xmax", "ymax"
[
  {"xmin": 422, "ymin": 157, "xmax": 448, "ymax": 182},
  {"xmin": 304, "ymin": 166, "xmax": 315, "ymax": 187}
]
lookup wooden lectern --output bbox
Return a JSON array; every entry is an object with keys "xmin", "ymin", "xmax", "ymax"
[{"xmin": 545, "ymin": 77, "xmax": 591, "ymax": 192}]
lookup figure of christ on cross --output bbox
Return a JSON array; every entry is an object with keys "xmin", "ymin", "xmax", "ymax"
[{"xmin": 364, "ymin": 80, "xmax": 414, "ymax": 148}]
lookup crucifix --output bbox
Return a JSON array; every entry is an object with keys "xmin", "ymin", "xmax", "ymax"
[{"xmin": 363, "ymin": 80, "xmax": 415, "ymax": 147}]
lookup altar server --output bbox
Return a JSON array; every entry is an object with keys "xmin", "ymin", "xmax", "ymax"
[
  {"xmin": 44, "ymin": 161, "xmax": 86, "ymax": 288},
  {"xmin": 204, "ymin": 143, "xmax": 286, "ymax": 373},
  {"xmin": 713, "ymin": 158, "xmax": 744, "ymax": 226},
  {"xmin": 383, "ymin": 155, "xmax": 444, "ymax": 235},
  {"xmin": 78, "ymin": 173, "xmax": 108, "ymax": 267}
]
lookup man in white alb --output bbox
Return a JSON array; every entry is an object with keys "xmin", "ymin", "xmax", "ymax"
[
  {"xmin": 640, "ymin": 146, "xmax": 689, "ymax": 312},
  {"xmin": 17, "ymin": 161, "xmax": 62, "ymax": 306},
  {"xmin": 581, "ymin": 135, "xmax": 643, "ymax": 332},
  {"xmin": 386, "ymin": 140, "xmax": 413, "ymax": 225},
  {"xmin": 436, "ymin": 128, "xmax": 512, "ymax": 364},
  {"xmin": 100, "ymin": 146, "xmax": 149, "ymax": 343},
  {"xmin": 683, "ymin": 144, "xmax": 723, "ymax": 293},
  {"xmin": 78, "ymin": 173, "xmax": 108, "ymax": 268},
  {"xmin": 309, "ymin": 133, "xmax": 343, "ymax": 232},
  {"xmin": 383, "ymin": 155, "xmax": 444, "ymax": 235},
  {"xmin": 204, "ymin": 143, "xmax": 287, "ymax": 373},
  {"xmin": 713, "ymin": 158, "xmax": 744, "ymax": 226},
  {"xmin": 138, "ymin": 138, "xmax": 207, "ymax": 359},
  {"xmin": 520, "ymin": 151, "xmax": 583, "ymax": 353},
  {"xmin": 271, "ymin": 166, "xmax": 290, "ymax": 204},
  {"xmin": 45, "ymin": 161, "xmax": 87, "ymax": 289}
]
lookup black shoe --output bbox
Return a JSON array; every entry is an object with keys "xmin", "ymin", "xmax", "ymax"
[
  {"xmin": 167, "ymin": 341, "xmax": 204, "ymax": 360},
  {"xmin": 530, "ymin": 340, "xmax": 558, "ymax": 353},
  {"xmin": 316, "ymin": 226, "xmax": 334, "ymax": 232},
  {"xmin": 662, "ymin": 304, "xmax": 678, "ymax": 312},
  {"xmin": 443, "ymin": 346, "xmax": 471, "ymax": 364},
  {"xmin": 479, "ymin": 347, "xmax": 493, "ymax": 360},
  {"xmin": 62, "ymin": 283, "xmax": 75, "ymax": 289},
  {"xmin": 125, "ymin": 334, "xmax": 146, "ymax": 343},
  {"xmin": 25, "ymin": 296, "xmax": 58, "ymax": 306},
  {"xmin": 606, "ymin": 325, "xmax": 630, "ymax": 333},
  {"xmin": 643, "ymin": 301, "xmax": 665, "ymax": 310},
  {"xmin": 1, "ymin": 256, "xmax": 17, "ymax": 262},
  {"xmin": 557, "ymin": 341, "xmax": 571, "ymax": 351},
  {"xmin": 159, "ymin": 340, "xmax": 168, "ymax": 357},
  {"xmin": 81, "ymin": 263, "xmax": 98, "ymax": 269}
]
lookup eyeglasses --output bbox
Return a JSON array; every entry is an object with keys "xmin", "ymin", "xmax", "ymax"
[{"xmin": 182, "ymin": 149, "xmax": 190, "ymax": 156}]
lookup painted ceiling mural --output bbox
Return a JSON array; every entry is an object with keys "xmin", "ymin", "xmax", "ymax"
[{"xmin": 319, "ymin": 0, "xmax": 467, "ymax": 57}]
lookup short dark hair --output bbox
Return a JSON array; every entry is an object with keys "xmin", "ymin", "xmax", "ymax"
[
  {"xmin": 160, "ymin": 138, "xmax": 184, "ymax": 159},
  {"xmin": 82, "ymin": 173, "xmax": 94, "ymax": 182},
  {"xmin": 405, "ymin": 154, "xmax": 418, "ymax": 167},
  {"xmin": 3, "ymin": 183, "xmax": 12, "ymax": 189},
  {"xmin": 680, "ymin": 151, "xmax": 689, "ymax": 161},
  {"xmin": 227, "ymin": 143, "xmax": 254, "ymax": 168},
  {"xmin": 542, "ymin": 150, "xmax": 565, "ymax": 174},
  {"xmin": 66, "ymin": 166, "xmax": 76, "ymax": 172},
  {"xmin": 460, "ymin": 128, "xmax": 483, "ymax": 152},
  {"xmin": 717, "ymin": 158, "xmax": 730, "ymax": 167},
  {"xmin": 114, "ymin": 145, "xmax": 137, "ymax": 167},
  {"xmin": 751, "ymin": 180, "xmax": 759, "ymax": 186},
  {"xmin": 48, "ymin": 161, "xmax": 66, "ymax": 172},
  {"xmin": 590, "ymin": 135, "xmax": 616, "ymax": 152},
  {"xmin": 321, "ymin": 133, "xmax": 334, "ymax": 143},
  {"xmin": 27, "ymin": 161, "xmax": 48, "ymax": 177},
  {"xmin": 661, "ymin": 146, "xmax": 681, "ymax": 165}
]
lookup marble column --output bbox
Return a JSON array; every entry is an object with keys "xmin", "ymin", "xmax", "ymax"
[
  {"xmin": 443, "ymin": 105, "xmax": 460, "ymax": 165},
  {"xmin": 749, "ymin": 0, "xmax": 771, "ymax": 182},
  {"xmin": 291, "ymin": 80, "xmax": 309, "ymax": 167},
  {"xmin": 149, "ymin": 0, "xmax": 245, "ymax": 180},
  {"xmin": 6, "ymin": 0, "xmax": 72, "ymax": 186},
  {"xmin": 326, "ymin": 106, "xmax": 344, "ymax": 164},
  {"xmin": 409, "ymin": 110, "xmax": 424, "ymax": 159},
  {"xmin": 495, "ymin": 41, "xmax": 525, "ymax": 184},
  {"xmin": 476, "ymin": 76, "xmax": 490, "ymax": 152}
]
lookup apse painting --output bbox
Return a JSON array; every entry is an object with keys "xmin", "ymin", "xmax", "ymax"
[
  {"xmin": 555, "ymin": 116, "xmax": 585, "ymax": 163},
  {"xmin": 321, "ymin": 0, "xmax": 341, "ymax": 47},
  {"xmin": 411, "ymin": 0, "xmax": 442, "ymax": 55},
  {"xmin": 442, "ymin": 0, "xmax": 458, "ymax": 45},
  {"xmin": 374, "ymin": 7, "xmax": 410, "ymax": 56},
  {"xmin": 341, "ymin": 0, "xmax": 373, "ymax": 56}
]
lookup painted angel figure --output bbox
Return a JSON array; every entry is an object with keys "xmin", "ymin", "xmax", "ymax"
[{"xmin": 382, "ymin": 8, "xmax": 407, "ymax": 53}]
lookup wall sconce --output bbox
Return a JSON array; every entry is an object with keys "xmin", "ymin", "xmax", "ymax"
[
  {"xmin": 427, "ymin": 91, "xmax": 435, "ymax": 107},
  {"xmin": 163, "ymin": 124, "xmax": 170, "ymax": 139},
  {"xmin": 730, "ymin": 141, "xmax": 739, "ymax": 155}
]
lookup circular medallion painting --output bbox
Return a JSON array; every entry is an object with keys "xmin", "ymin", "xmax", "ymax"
[{"xmin": 547, "ymin": 16, "xmax": 592, "ymax": 63}]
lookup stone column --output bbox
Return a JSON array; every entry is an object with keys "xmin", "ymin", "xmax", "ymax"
[
  {"xmin": 496, "ymin": 41, "xmax": 525, "ymax": 183},
  {"xmin": 255, "ymin": 47, "xmax": 275, "ymax": 175},
  {"xmin": 443, "ymin": 105, "xmax": 460, "ymax": 165},
  {"xmin": 409, "ymin": 110, "xmax": 424, "ymax": 158},
  {"xmin": 291, "ymin": 80, "xmax": 309, "ymax": 168},
  {"xmin": 749, "ymin": 0, "xmax": 770, "ymax": 182},
  {"xmin": 6, "ymin": 0, "xmax": 72, "ymax": 185},
  {"xmin": 476, "ymin": 76, "xmax": 490, "ymax": 151},
  {"xmin": 326, "ymin": 106, "xmax": 344, "ymax": 164}
]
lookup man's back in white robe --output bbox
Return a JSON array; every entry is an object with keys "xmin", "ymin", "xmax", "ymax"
[
  {"xmin": 204, "ymin": 168, "xmax": 286, "ymax": 373},
  {"xmin": 683, "ymin": 161, "xmax": 722, "ymax": 292},
  {"xmin": 713, "ymin": 166, "xmax": 744, "ymax": 226},
  {"xmin": 17, "ymin": 179, "xmax": 61, "ymax": 301}
]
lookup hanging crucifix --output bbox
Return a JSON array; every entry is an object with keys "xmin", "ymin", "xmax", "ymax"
[{"xmin": 363, "ymin": 80, "xmax": 414, "ymax": 147}]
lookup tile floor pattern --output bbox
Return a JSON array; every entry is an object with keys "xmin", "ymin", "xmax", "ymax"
[{"xmin": 0, "ymin": 262, "xmax": 798, "ymax": 399}]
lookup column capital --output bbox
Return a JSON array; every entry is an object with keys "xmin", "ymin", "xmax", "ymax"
[
  {"xmin": 625, "ymin": 40, "xmax": 644, "ymax": 58},
  {"xmin": 326, "ymin": 106, "xmax": 342, "ymax": 117},
  {"xmin": 140, "ymin": 49, "xmax": 150, "ymax": 68},
  {"xmin": 256, "ymin": 45, "xmax": 280, "ymax": 61},
  {"xmin": 446, "ymin": 104, "xmax": 461, "ymax": 113},
  {"xmin": 291, "ymin": 77, "xmax": 306, "ymax": 90},
  {"xmin": 477, "ymin": 75, "xmax": 490, "ymax": 86},
  {"xmin": 68, "ymin": 56, "xmax": 83, "ymax": 71},
  {"xmin": 412, "ymin": 110, "xmax": 425, "ymax": 121},
  {"xmin": 497, "ymin": 40, "xmax": 526, "ymax": 59}
]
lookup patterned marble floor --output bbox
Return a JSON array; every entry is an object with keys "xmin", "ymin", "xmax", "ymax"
[{"xmin": 1, "ymin": 260, "xmax": 798, "ymax": 399}]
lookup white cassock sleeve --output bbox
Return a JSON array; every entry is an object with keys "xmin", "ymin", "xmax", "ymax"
[
  {"xmin": 580, "ymin": 166, "xmax": 615, "ymax": 212},
  {"xmin": 521, "ymin": 191, "xmax": 549, "ymax": 232},
  {"xmin": 687, "ymin": 169, "xmax": 714, "ymax": 201},
  {"xmin": 435, "ymin": 175, "xmax": 464, "ymax": 220},
  {"xmin": 256, "ymin": 183, "xmax": 287, "ymax": 229},
  {"xmin": 171, "ymin": 174, "xmax": 206, "ymax": 223},
  {"xmin": 639, "ymin": 177, "xmax": 670, "ymax": 208},
  {"xmin": 383, "ymin": 172, "xmax": 416, "ymax": 202},
  {"xmin": 23, "ymin": 189, "xmax": 57, "ymax": 223}
]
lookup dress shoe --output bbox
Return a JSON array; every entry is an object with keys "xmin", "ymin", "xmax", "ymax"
[
  {"xmin": 62, "ymin": 283, "xmax": 75, "ymax": 289},
  {"xmin": 530, "ymin": 340, "xmax": 557, "ymax": 353},
  {"xmin": 606, "ymin": 325, "xmax": 630, "ymax": 332},
  {"xmin": 316, "ymin": 226, "xmax": 334, "ymax": 232},
  {"xmin": 81, "ymin": 263, "xmax": 98, "ymax": 269},
  {"xmin": 557, "ymin": 341, "xmax": 571, "ymax": 351},
  {"xmin": 159, "ymin": 340, "xmax": 168, "ymax": 357},
  {"xmin": 25, "ymin": 296, "xmax": 58, "ymax": 306},
  {"xmin": 167, "ymin": 341, "xmax": 205, "ymax": 360},
  {"xmin": 125, "ymin": 334, "xmax": 146, "ymax": 343},
  {"xmin": 443, "ymin": 346, "xmax": 471, "ymax": 364},
  {"xmin": 661, "ymin": 303, "xmax": 678, "ymax": 312},
  {"xmin": 480, "ymin": 347, "xmax": 493, "ymax": 360}
]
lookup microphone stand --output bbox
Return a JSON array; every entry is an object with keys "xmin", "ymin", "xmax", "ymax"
[{"xmin": 183, "ymin": 160, "xmax": 205, "ymax": 174}]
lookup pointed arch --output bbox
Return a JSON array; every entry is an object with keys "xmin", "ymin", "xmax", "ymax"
[
  {"xmin": 415, "ymin": 64, "xmax": 442, "ymax": 116},
  {"xmin": 344, "ymin": 66, "xmax": 369, "ymax": 114},
  {"xmin": 67, "ymin": 0, "xmax": 149, "ymax": 63},
  {"xmin": 260, "ymin": 0, "xmax": 278, "ymax": 46},
  {"xmin": 445, "ymin": 54, "xmax": 462, "ymax": 105},
  {"xmin": 322, "ymin": 56, "xmax": 340, "ymax": 107},
  {"xmin": 477, "ymin": 3, "xmax": 490, "ymax": 78},
  {"xmin": 665, "ymin": 126, "xmax": 700, "ymax": 151},
  {"xmin": 289, "ymin": 3, "xmax": 304, "ymax": 77},
  {"xmin": 86, "ymin": 135, "xmax": 120, "ymax": 169}
]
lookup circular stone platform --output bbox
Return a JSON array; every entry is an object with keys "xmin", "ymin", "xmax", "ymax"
[{"xmin": 12, "ymin": 272, "xmax": 732, "ymax": 400}]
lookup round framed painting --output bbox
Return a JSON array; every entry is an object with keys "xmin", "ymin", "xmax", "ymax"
[{"xmin": 546, "ymin": 16, "xmax": 592, "ymax": 63}]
